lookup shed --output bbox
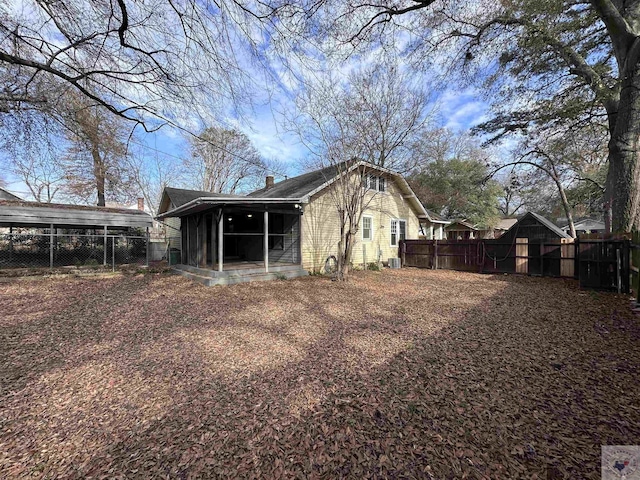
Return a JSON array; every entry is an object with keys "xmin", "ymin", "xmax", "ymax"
[
  {"xmin": 499, "ymin": 212, "xmax": 571, "ymax": 244},
  {"xmin": 495, "ymin": 212, "xmax": 572, "ymax": 277}
]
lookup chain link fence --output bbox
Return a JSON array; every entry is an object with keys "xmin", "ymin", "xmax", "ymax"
[{"xmin": 0, "ymin": 232, "xmax": 148, "ymax": 270}]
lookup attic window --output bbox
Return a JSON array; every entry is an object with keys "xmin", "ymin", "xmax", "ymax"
[{"xmin": 365, "ymin": 173, "xmax": 386, "ymax": 192}]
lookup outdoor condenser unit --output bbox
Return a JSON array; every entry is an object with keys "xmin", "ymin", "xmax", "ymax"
[{"xmin": 388, "ymin": 257, "xmax": 401, "ymax": 269}]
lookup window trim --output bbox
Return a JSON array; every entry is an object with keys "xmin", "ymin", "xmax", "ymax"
[
  {"xmin": 390, "ymin": 218, "xmax": 407, "ymax": 246},
  {"xmin": 362, "ymin": 215, "xmax": 373, "ymax": 242},
  {"xmin": 377, "ymin": 176, "xmax": 386, "ymax": 193}
]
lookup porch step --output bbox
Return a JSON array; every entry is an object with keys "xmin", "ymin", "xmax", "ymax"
[
  {"xmin": 174, "ymin": 263, "xmax": 302, "ymax": 278},
  {"xmin": 172, "ymin": 266, "xmax": 308, "ymax": 286}
]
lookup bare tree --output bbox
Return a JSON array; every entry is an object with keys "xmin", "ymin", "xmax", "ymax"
[
  {"xmin": 62, "ymin": 96, "xmax": 134, "ymax": 206},
  {"xmin": 286, "ymin": 62, "xmax": 425, "ymax": 279},
  {"xmin": 489, "ymin": 129, "xmax": 608, "ymax": 238},
  {"xmin": 0, "ymin": 108, "xmax": 66, "ymax": 202},
  {"xmin": 184, "ymin": 127, "xmax": 266, "ymax": 194},
  {"xmin": 270, "ymin": 0, "xmax": 640, "ymax": 231},
  {"xmin": 125, "ymin": 150, "xmax": 185, "ymax": 216},
  {"xmin": 0, "ymin": 0, "xmax": 284, "ymax": 130}
]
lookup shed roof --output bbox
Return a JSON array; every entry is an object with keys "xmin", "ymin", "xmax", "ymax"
[
  {"xmin": 0, "ymin": 200, "xmax": 153, "ymax": 229},
  {"xmin": 527, "ymin": 212, "xmax": 571, "ymax": 238},
  {"xmin": 501, "ymin": 212, "xmax": 571, "ymax": 240}
]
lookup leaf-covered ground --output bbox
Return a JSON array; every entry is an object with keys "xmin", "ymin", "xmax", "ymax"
[{"xmin": 0, "ymin": 269, "xmax": 638, "ymax": 479}]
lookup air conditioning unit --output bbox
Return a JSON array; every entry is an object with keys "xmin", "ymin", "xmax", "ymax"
[{"xmin": 388, "ymin": 257, "xmax": 401, "ymax": 269}]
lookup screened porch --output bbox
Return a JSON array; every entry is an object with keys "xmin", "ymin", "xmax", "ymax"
[{"xmin": 178, "ymin": 205, "xmax": 302, "ymax": 273}]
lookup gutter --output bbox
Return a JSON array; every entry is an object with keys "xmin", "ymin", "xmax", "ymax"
[{"xmin": 157, "ymin": 196, "xmax": 304, "ymax": 219}]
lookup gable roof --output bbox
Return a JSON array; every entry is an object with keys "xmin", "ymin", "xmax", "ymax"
[
  {"xmin": 0, "ymin": 187, "xmax": 22, "ymax": 201},
  {"xmin": 495, "ymin": 218, "xmax": 518, "ymax": 230},
  {"xmin": 158, "ymin": 187, "xmax": 242, "ymax": 215},
  {"xmin": 158, "ymin": 161, "xmax": 430, "ymax": 221},
  {"xmin": 424, "ymin": 208, "xmax": 449, "ymax": 224},
  {"xmin": 248, "ymin": 163, "xmax": 347, "ymax": 199},
  {"xmin": 446, "ymin": 219, "xmax": 478, "ymax": 230},
  {"xmin": 501, "ymin": 212, "xmax": 571, "ymax": 239},
  {"xmin": 528, "ymin": 212, "xmax": 571, "ymax": 238},
  {"xmin": 561, "ymin": 218, "xmax": 605, "ymax": 231}
]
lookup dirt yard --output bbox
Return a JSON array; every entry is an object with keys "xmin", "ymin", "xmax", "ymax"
[{"xmin": 0, "ymin": 268, "xmax": 638, "ymax": 479}]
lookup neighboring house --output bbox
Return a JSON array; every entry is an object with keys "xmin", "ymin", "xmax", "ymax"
[
  {"xmin": 445, "ymin": 220, "xmax": 481, "ymax": 240},
  {"xmin": 493, "ymin": 218, "xmax": 518, "ymax": 238},
  {"xmin": 561, "ymin": 218, "xmax": 605, "ymax": 235},
  {"xmin": 0, "ymin": 187, "xmax": 22, "ymax": 201},
  {"xmin": 420, "ymin": 209, "xmax": 449, "ymax": 240},
  {"xmin": 157, "ymin": 161, "xmax": 430, "ymax": 284}
]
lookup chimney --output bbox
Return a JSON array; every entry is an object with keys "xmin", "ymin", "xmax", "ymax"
[
  {"xmin": 265, "ymin": 175, "xmax": 275, "ymax": 189},
  {"xmin": 137, "ymin": 197, "xmax": 144, "ymax": 211}
]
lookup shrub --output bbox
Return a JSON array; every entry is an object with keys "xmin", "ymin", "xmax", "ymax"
[{"xmin": 367, "ymin": 262, "xmax": 381, "ymax": 271}]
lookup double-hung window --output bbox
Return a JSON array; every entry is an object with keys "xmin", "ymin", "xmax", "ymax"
[
  {"xmin": 362, "ymin": 216, "xmax": 373, "ymax": 241},
  {"xmin": 390, "ymin": 219, "xmax": 406, "ymax": 246},
  {"xmin": 368, "ymin": 174, "xmax": 377, "ymax": 191}
]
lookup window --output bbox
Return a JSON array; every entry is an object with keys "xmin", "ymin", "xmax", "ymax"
[
  {"xmin": 390, "ymin": 219, "xmax": 406, "ymax": 246},
  {"xmin": 362, "ymin": 216, "xmax": 372, "ymax": 241},
  {"xmin": 378, "ymin": 177, "xmax": 386, "ymax": 192},
  {"xmin": 367, "ymin": 174, "xmax": 377, "ymax": 191}
]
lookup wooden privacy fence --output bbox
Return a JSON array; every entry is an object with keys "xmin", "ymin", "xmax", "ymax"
[{"xmin": 400, "ymin": 236, "xmax": 632, "ymax": 293}]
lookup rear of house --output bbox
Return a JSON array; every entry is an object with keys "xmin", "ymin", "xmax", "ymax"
[{"xmin": 157, "ymin": 161, "xmax": 429, "ymax": 283}]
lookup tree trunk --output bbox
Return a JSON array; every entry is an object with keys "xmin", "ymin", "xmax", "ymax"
[
  {"xmin": 92, "ymin": 146, "xmax": 106, "ymax": 207},
  {"xmin": 557, "ymin": 180, "xmax": 576, "ymax": 238},
  {"xmin": 608, "ymin": 61, "xmax": 640, "ymax": 232}
]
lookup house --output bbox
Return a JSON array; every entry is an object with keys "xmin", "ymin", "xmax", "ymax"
[
  {"xmin": 493, "ymin": 218, "xmax": 518, "ymax": 238},
  {"xmin": 156, "ymin": 160, "xmax": 430, "ymax": 285},
  {"xmin": 445, "ymin": 219, "xmax": 481, "ymax": 240},
  {"xmin": 561, "ymin": 218, "xmax": 605, "ymax": 235},
  {"xmin": 419, "ymin": 209, "xmax": 449, "ymax": 239}
]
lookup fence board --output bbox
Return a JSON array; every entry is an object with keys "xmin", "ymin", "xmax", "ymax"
[{"xmin": 400, "ymin": 234, "xmax": 629, "ymax": 293}]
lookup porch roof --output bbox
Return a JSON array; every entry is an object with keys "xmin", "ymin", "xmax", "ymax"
[{"xmin": 156, "ymin": 196, "xmax": 302, "ymax": 219}]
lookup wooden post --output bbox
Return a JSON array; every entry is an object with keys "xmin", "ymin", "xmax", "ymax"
[
  {"xmin": 186, "ymin": 216, "xmax": 190, "ymax": 266},
  {"xmin": 146, "ymin": 227, "xmax": 150, "ymax": 267},
  {"xmin": 434, "ymin": 239, "xmax": 438, "ymax": 270},
  {"xmin": 210, "ymin": 213, "xmax": 216, "ymax": 266},
  {"xmin": 617, "ymin": 247, "xmax": 622, "ymax": 294},
  {"xmin": 196, "ymin": 215, "xmax": 200, "ymax": 268},
  {"xmin": 264, "ymin": 209, "xmax": 269, "ymax": 273},
  {"xmin": 515, "ymin": 238, "xmax": 528, "ymax": 274},
  {"xmin": 560, "ymin": 238, "xmax": 575, "ymax": 278},
  {"xmin": 49, "ymin": 223, "xmax": 54, "ymax": 269},
  {"xmin": 218, "ymin": 208, "xmax": 223, "ymax": 272},
  {"xmin": 112, "ymin": 236, "xmax": 115, "ymax": 272},
  {"xmin": 401, "ymin": 241, "xmax": 406, "ymax": 267},
  {"xmin": 540, "ymin": 242, "xmax": 545, "ymax": 276}
]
